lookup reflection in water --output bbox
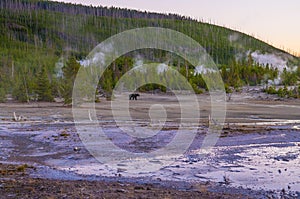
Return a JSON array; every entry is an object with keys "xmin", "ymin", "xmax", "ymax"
[{"xmin": 53, "ymin": 121, "xmax": 300, "ymax": 194}]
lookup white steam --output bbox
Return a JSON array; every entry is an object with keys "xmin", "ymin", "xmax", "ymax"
[
  {"xmin": 79, "ymin": 42, "xmax": 115, "ymax": 67},
  {"xmin": 194, "ymin": 65, "xmax": 215, "ymax": 75},
  {"xmin": 250, "ymin": 51, "xmax": 288, "ymax": 72},
  {"xmin": 54, "ymin": 57, "xmax": 65, "ymax": 78},
  {"xmin": 132, "ymin": 56, "xmax": 146, "ymax": 74},
  {"xmin": 157, "ymin": 63, "xmax": 169, "ymax": 74}
]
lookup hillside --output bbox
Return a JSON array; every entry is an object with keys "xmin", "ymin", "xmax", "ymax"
[{"xmin": 0, "ymin": 0, "xmax": 299, "ymax": 102}]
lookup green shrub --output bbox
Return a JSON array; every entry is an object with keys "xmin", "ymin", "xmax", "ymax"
[
  {"xmin": 265, "ymin": 86, "xmax": 277, "ymax": 95},
  {"xmin": 0, "ymin": 87, "xmax": 6, "ymax": 102}
]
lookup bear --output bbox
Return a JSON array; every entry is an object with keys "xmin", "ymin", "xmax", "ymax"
[{"xmin": 129, "ymin": 93, "xmax": 140, "ymax": 100}]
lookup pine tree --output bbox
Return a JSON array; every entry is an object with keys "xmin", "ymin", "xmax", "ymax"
[
  {"xmin": 35, "ymin": 67, "xmax": 54, "ymax": 102},
  {"xmin": 100, "ymin": 68, "xmax": 114, "ymax": 100},
  {"xmin": 0, "ymin": 86, "xmax": 6, "ymax": 102},
  {"xmin": 61, "ymin": 56, "xmax": 80, "ymax": 104},
  {"xmin": 12, "ymin": 77, "xmax": 30, "ymax": 102}
]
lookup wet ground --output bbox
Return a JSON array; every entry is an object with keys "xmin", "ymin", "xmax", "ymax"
[{"xmin": 0, "ymin": 92, "xmax": 300, "ymax": 198}]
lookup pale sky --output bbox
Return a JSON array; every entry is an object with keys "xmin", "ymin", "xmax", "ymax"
[{"xmin": 51, "ymin": 0, "xmax": 300, "ymax": 56}]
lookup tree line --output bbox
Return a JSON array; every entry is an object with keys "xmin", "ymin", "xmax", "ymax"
[{"xmin": 0, "ymin": 0, "xmax": 299, "ymax": 103}]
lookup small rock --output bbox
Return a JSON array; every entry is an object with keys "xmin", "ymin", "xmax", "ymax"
[
  {"xmin": 117, "ymin": 168, "xmax": 126, "ymax": 173},
  {"xmin": 73, "ymin": 147, "xmax": 81, "ymax": 152},
  {"xmin": 223, "ymin": 175, "xmax": 230, "ymax": 185},
  {"xmin": 134, "ymin": 186, "xmax": 144, "ymax": 190},
  {"xmin": 116, "ymin": 189, "xmax": 126, "ymax": 193}
]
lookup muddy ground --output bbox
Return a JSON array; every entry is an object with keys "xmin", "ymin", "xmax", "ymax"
[
  {"xmin": 0, "ymin": 163, "xmax": 247, "ymax": 199},
  {"xmin": 0, "ymin": 91, "xmax": 300, "ymax": 198}
]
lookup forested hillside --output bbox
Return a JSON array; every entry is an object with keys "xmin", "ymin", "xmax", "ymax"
[{"xmin": 0, "ymin": 0, "xmax": 299, "ymax": 103}]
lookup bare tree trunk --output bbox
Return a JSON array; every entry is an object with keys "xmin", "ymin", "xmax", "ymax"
[
  {"xmin": 185, "ymin": 61, "xmax": 188, "ymax": 79},
  {"xmin": 177, "ymin": 59, "xmax": 180, "ymax": 71},
  {"xmin": 11, "ymin": 60, "xmax": 14, "ymax": 78},
  {"xmin": 23, "ymin": 75, "xmax": 29, "ymax": 103}
]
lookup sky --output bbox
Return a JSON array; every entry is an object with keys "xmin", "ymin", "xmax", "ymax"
[{"xmin": 51, "ymin": 0, "xmax": 300, "ymax": 56}]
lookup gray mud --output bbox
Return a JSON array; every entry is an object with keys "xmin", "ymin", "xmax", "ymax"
[
  {"xmin": 0, "ymin": 93, "xmax": 300, "ymax": 198},
  {"xmin": 0, "ymin": 121, "xmax": 299, "ymax": 198}
]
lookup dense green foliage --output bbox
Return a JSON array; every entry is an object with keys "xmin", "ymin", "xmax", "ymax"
[
  {"xmin": 0, "ymin": 0, "xmax": 299, "ymax": 102},
  {"xmin": 265, "ymin": 85, "xmax": 300, "ymax": 98},
  {"xmin": 35, "ymin": 67, "xmax": 53, "ymax": 101},
  {"xmin": 60, "ymin": 56, "xmax": 80, "ymax": 104}
]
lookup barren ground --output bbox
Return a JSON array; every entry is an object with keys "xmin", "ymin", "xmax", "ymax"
[{"xmin": 0, "ymin": 91, "xmax": 300, "ymax": 198}]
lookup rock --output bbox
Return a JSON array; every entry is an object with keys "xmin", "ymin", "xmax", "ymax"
[
  {"xmin": 73, "ymin": 147, "xmax": 81, "ymax": 152},
  {"xmin": 116, "ymin": 189, "xmax": 127, "ymax": 193},
  {"xmin": 117, "ymin": 168, "xmax": 126, "ymax": 173},
  {"xmin": 223, "ymin": 175, "xmax": 230, "ymax": 185},
  {"xmin": 134, "ymin": 186, "xmax": 144, "ymax": 190}
]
